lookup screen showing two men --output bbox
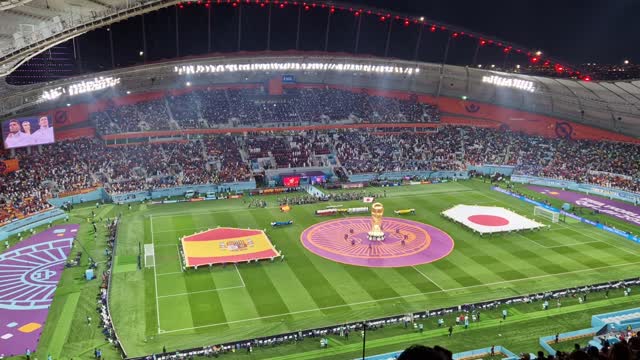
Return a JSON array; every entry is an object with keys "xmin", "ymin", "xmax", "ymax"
[{"xmin": 2, "ymin": 116, "xmax": 55, "ymax": 149}]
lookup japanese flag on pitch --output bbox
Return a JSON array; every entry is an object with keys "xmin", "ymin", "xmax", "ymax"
[{"xmin": 363, "ymin": 197, "xmax": 374, "ymax": 203}]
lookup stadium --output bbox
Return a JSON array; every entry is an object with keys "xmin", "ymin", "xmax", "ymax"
[{"xmin": 0, "ymin": 1, "xmax": 639, "ymax": 359}]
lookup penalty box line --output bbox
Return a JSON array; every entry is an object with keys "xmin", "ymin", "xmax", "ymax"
[
  {"xmin": 158, "ymin": 259, "xmax": 640, "ymax": 334},
  {"xmin": 477, "ymin": 191, "xmax": 640, "ymax": 256},
  {"xmin": 155, "ymin": 264, "xmax": 246, "ymax": 298}
]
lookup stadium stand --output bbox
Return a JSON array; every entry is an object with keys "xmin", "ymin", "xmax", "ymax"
[
  {"xmin": 93, "ymin": 88, "xmax": 441, "ymax": 134},
  {"xmin": 0, "ymin": 124, "xmax": 640, "ymax": 222}
]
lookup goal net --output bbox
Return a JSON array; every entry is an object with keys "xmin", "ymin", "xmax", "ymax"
[
  {"xmin": 534, "ymin": 206, "xmax": 560, "ymax": 223},
  {"xmin": 144, "ymin": 244, "xmax": 155, "ymax": 268}
]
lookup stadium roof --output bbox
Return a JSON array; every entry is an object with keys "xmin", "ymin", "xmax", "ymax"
[
  {"xmin": 0, "ymin": 53, "xmax": 638, "ymax": 137},
  {"xmin": 0, "ymin": 0, "xmax": 580, "ymax": 79}
]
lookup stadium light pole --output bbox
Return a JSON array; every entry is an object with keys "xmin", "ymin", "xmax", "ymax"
[
  {"xmin": 237, "ymin": 2, "xmax": 242, "ymax": 51},
  {"xmin": 324, "ymin": 9, "xmax": 333, "ymax": 52},
  {"xmin": 383, "ymin": 18, "xmax": 393, "ymax": 58},
  {"xmin": 295, "ymin": 5, "xmax": 302, "ymax": 50},
  {"xmin": 141, "ymin": 14, "xmax": 148, "ymax": 63},
  {"xmin": 175, "ymin": 6, "xmax": 180, "ymax": 58},
  {"xmin": 108, "ymin": 27, "xmax": 115, "ymax": 69},
  {"xmin": 354, "ymin": 12, "xmax": 363, "ymax": 54},
  {"xmin": 207, "ymin": 3, "xmax": 212, "ymax": 53},
  {"xmin": 471, "ymin": 40, "xmax": 480, "ymax": 67},
  {"xmin": 436, "ymin": 35, "xmax": 452, "ymax": 98},
  {"xmin": 413, "ymin": 23, "xmax": 424, "ymax": 61},
  {"xmin": 266, "ymin": 3, "xmax": 272, "ymax": 50}
]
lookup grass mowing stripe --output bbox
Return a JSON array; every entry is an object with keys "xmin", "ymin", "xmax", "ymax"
[
  {"xmin": 47, "ymin": 292, "xmax": 81, "ymax": 358},
  {"xmin": 342, "ymin": 265, "xmax": 406, "ymax": 301},
  {"xmin": 239, "ymin": 264, "xmax": 291, "ymax": 317},
  {"xmin": 268, "ymin": 294, "xmax": 640, "ymax": 360},
  {"xmin": 506, "ymin": 238, "xmax": 572, "ymax": 275},
  {"xmin": 392, "ymin": 266, "xmax": 444, "ymax": 293}
]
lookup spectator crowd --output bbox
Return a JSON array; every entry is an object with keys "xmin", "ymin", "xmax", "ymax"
[
  {"xmin": 92, "ymin": 88, "xmax": 441, "ymax": 134},
  {"xmin": 1, "ymin": 123, "xmax": 638, "ymax": 224}
]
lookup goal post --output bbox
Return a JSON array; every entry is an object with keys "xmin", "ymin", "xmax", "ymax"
[
  {"xmin": 144, "ymin": 244, "xmax": 155, "ymax": 268},
  {"xmin": 534, "ymin": 206, "xmax": 560, "ymax": 223}
]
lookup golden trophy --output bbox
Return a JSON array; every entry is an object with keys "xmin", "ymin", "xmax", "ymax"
[{"xmin": 368, "ymin": 202, "xmax": 385, "ymax": 241}]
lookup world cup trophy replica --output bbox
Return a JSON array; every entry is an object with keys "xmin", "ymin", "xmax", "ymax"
[{"xmin": 368, "ymin": 202, "xmax": 385, "ymax": 241}]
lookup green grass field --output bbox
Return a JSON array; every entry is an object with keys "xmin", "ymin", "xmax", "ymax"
[{"xmin": 104, "ymin": 180, "xmax": 640, "ymax": 357}]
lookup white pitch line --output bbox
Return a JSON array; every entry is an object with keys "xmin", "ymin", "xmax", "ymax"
[
  {"xmin": 412, "ymin": 266, "xmax": 444, "ymax": 291},
  {"xmin": 553, "ymin": 220, "xmax": 640, "ymax": 256},
  {"xmin": 152, "ymin": 227, "xmax": 210, "ymax": 235},
  {"xmin": 479, "ymin": 190, "xmax": 640, "ymax": 256},
  {"xmin": 156, "ymin": 271, "xmax": 183, "ymax": 276},
  {"xmin": 544, "ymin": 240, "xmax": 601, "ymax": 249},
  {"xmin": 157, "ymin": 285, "xmax": 245, "ymax": 298},
  {"xmin": 159, "ymin": 259, "xmax": 640, "ymax": 334},
  {"xmin": 151, "ymin": 215, "xmax": 162, "ymax": 334},
  {"xmin": 513, "ymin": 232, "xmax": 547, "ymax": 248},
  {"xmin": 234, "ymin": 264, "xmax": 246, "ymax": 288}
]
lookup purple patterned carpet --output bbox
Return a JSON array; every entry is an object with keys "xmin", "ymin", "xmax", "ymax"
[
  {"xmin": 0, "ymin": 224, "xmax": 78, "ymax": 356},
  {"xmin": 528, "ymin": 186, "xmax": 640, "ymax": 227},
  {"xmin": 300, "ymin": 217, "xmax": 454, "ymax": 267}
]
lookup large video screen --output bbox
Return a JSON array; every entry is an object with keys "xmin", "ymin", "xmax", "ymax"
[
  {"xmin": 2, "ymin": 116, "xmax": 55, "ymax": 149},
  {"xmin": 283, "ymin": 176, "xmax": 301, "ymax": 188}
]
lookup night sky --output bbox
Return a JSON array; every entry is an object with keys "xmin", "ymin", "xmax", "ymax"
[
  {"xmin": 8, "ymin": 0, "xmax": 638, "ymax": 84},
  {"xmin": 360, "ymin": 0, "xmax": 638, "ymax": 65}
]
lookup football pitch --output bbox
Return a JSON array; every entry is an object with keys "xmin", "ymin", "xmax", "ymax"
[{"xmin": 109, "ymin": 180, "xmax": 640, "ymax": 356}]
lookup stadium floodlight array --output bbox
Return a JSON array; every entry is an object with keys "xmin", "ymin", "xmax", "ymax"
[
  {"xmin": 533, "ymin": 206, "xmax": 560, "ymax": 223},
  {"xmin": 174, "ymin": 62, "xmax": 421, "ymax": 76},
  {"xmin": 40, "ymin": 76, "xmax": 121, "ymax": 101},
  {"xmin": 481, "ymin": 75, "xmax": 536, "ymax": 93}
]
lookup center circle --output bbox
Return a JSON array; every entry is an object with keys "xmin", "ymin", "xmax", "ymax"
[
  {"xmin": 301, "ymin": 217, "xmax": 454, "ymax": 268},
  {"xmin": 467, "ymin": 214, "xmax": 510, "ymax": 226}
]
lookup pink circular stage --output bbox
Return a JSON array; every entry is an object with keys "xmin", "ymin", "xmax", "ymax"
[{"xmin": 300, "ymin": 217, "xmax": 454, "ymax": 268}]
